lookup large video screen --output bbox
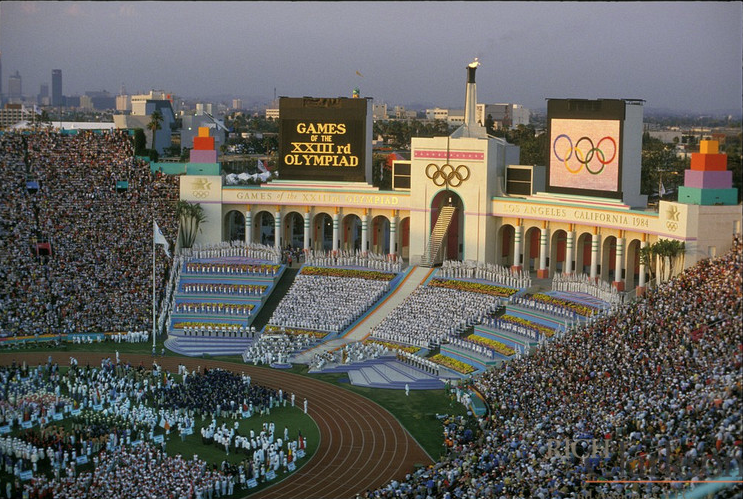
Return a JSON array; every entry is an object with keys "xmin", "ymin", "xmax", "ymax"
[
  {"xmin": 279, "ymin": 97, "xmax": 368, "ymax": 182},
  {"xmin": 548, "ymin": 118, "xmax": 621, "ymax": 195}
]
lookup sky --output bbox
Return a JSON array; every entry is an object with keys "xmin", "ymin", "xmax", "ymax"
[{"xmin": 1, "ymin": 1, "xmax": 741, "ymax": 115}]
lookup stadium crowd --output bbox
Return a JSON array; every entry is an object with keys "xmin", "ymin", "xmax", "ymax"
[
  {"xmin": 304, "ymin": 249, "xmax": 404, "ymax": 273},
  {"xmin": 0, "ymin": 130, "xmax": 179, "ymax": 337},
  {"xmin": 361, "ymin": 235, "xmax": 742, "ymax": 499},
  {"xmin": 267, "ymin": 274, "xmax": 390, "ymax": 333},
  {"xmin": 369, "ymin": 285, "xmax": 502, "ymax": 349},
  {"xmin": 439, "ymin": 260, "xmax": 532, "ymax": 289}
]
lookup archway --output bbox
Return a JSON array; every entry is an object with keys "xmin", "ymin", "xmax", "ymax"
[
  {"xmin": 224, "ymin": 210, "xmax": 245, "ymax": 243},
  {"xmin": 625, "ymin": 239, "xmax": 642, "ymax": 290},
  {"xmin": 430, "ymin": 190, "xmax": 464, "ymax": 261},
  {"xmin": 342, "ymin": 214, "xmax": 362, "ymax": 252},
  {"xmin": 497, "ymin": 224, "xmax": 515, "ymax": 267},
  {"xmin": 523, "ymin": 227, "xmax": 541, "ymax": 272},
  {"xmin": 575, "ymin": 232, "xmax": 593, "ymax": 274},
  {"xmin": 254, "ymin": 211, "xmax": 275, "ymax": 246},
  {"xmin": 283, "ymin": 211, "xmax": 305, "ymax": 250},
  {"xmin": 601, "ymin": 236, "xmax": 617, "ymax": 282},
  {"xmin": 313, "ymin": 213, "xmax": 333, "ymax": 251},
  {"xmin": 550, "ymin": 229, "xmax": 567, "ymax": 275},
  {"xmin": 371, "ymin": 215, "xmax": 390, "ymax": 254}
]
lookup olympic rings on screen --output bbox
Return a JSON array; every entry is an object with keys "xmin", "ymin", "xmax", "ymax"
[
  {"xmin": 553, "ymin": 134, "xmax": 617, "ymax": 175},
  {"xmin": 425, "ymin": 163, "xmax": 470, "ymax": 188}
]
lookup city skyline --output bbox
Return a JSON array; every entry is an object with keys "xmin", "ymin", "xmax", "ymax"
[{"xmin": 1, "ymin": 1, "xmax": 742, "ymax": 115}]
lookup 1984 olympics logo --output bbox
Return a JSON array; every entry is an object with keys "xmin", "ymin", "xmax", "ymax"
[
  {"xmin": 426, "ymin": 163, "xmax": 470, "ymax": 188},
  {"xmin": 191, "ymin": 178, "xmax": 212, "ymax": 198},
  {"xmin": 553, "ymin": 134, "xmax": 617, "ymax": 175}
]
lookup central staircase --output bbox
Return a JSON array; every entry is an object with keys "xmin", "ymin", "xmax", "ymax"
[{"xmin": 420, "ymin": 206, "xmax": 456, "ymax": 267}]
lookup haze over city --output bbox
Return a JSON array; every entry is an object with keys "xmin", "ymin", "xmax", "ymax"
[{"xmin": 1, "ymin": 1, "xmax": 741, "ymax": 115}]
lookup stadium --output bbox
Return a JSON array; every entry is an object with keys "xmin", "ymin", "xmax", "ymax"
[{"xmin": 0, "ymin": 61, "xmax": 741, "ymax": 499}]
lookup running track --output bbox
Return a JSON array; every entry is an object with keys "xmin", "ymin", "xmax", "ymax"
[{"xmin": 0, "ymin": 352, "xmax": 433, "ymax": 499}]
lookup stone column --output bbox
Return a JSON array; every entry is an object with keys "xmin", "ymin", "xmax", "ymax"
[
  {"xmin": 361, "ymin": 209, "xmax": 369, "ymax": 255},
  {"xmin": 565, "ymin": 228, "xmax": 575, "ymax": 274},
  {"xmin": 590, "ymin": 232, "xmax": 601, "ymax": 281},
  {"xmin": 303, "ymin": 208, "xmax": 311, "ymax": 251},
  {"xmin": 537, "ymin": 227, "xmax": 550, "ymax": 278},
  {"xmin": 637, "ymin": 240, "xmax": 648, "ymax": 296},
  {"xmin": 332, "ymin": 209, "xmax": 340, "ymax": 253},
  {"xmin": 613, "ymin": 235, "xmax": 625, "ymax": 291},
  {"xmin": 512, "ymin": 222, "xmax": 523, "ymax": 272},
  {"xmin": 244, "ymin": 206, "xmax": 252, "ymax": 246},
  {"xmin": 274, "ymin": 206, "xmax": 281, "ymax": 251}
]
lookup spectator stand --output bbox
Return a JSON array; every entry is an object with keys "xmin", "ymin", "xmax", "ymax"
[
  {"xmin": 361, "ymin": 236, "xmax": 743, "ymax": 499},
  {"xmin": 165, "ymin": 247, "xmax": 286, "ymax": 357},
  {"xmin": 258, "ymin": 261, "xmax": 407, "ymax": 364},
  {"xmin": 243, "ymin": 264, "xmax": 409, "ymax": 376},
  {"xmin": 389, "ymin": 267, "xmax": 524, "ymax": 378}
]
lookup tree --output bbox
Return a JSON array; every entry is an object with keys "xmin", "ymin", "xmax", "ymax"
[
  {"xmin": 505, "ymin": 125, "xmax": 547, "ymax": 166},
  {"xmin": 147, "ymin": 110, "xmax": 164, "ymax": 153},
  {"xmin": 639, "ymin": 245, "xmax": 656, "ymax": 283},
  {"xmin": 640, "ymin": 238, "xmax": 686, "ymax": 285},
  {"xmin": 484, "ymin": 114, "xmax": 495, "ymax": 136},
  {"xmin": 641, "ymin": 134, "xmax": 686, "ymax": 197},
  {"xmin": 133, "ymin": 128, "xmax": 147, "ymax": 156},
  {"xmin": 176, "ymin": 200, "xmax": 207, "ymax": 248}
]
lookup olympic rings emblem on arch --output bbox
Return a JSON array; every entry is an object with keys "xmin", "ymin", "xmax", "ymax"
[
  {"xmin": 552, "ymin": 134, "xmax": 617, "ymax": 175},
  {"xmin": 192, "ymin": 191, "xmax": 209, "ymax": 199},
  {"xmin": 425, "ymin": 163, "xmax": 471, "ymax": 188},
  {"xmin": 665, "ymin": 221, "xmax": 678, "ymax": 232}
]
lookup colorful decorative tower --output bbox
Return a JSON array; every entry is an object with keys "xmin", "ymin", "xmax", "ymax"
[
  {"xmin": 190, "ymin": 127, "xmax": 218, "ymax": 164},
  {"xmin": 677, "ymin": 140, "xmax": 737, "ymax": 205}
]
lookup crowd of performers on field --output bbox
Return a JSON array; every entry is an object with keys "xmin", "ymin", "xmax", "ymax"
[{"xmin": 0, "ymin": 358, "xmax": 308, "ymax": 498}]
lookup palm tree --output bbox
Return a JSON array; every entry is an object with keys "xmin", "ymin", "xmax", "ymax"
[
  {"xmin": 639, "ymin": 244, "xmax": 656, "ymax": 284},
  {"xmin": 176, "ymin": 200, "xmax": 207, "ymax": 248},
  {"xmin": 641, "ymin": 239, "xmax": 686, "ymax": 284},
  {"xmin": 665, "ymin": 239, "xmax": 686, "ymax": 279},
  {"xmin": 147, "ymin": 109, "xmax": 164, "ymax": 153}
]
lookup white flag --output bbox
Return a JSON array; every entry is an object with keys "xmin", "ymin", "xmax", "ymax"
[
  {"xmin": 659, "ymin": 180, "xmax": 667, "ymax": 197},
  {"xmin": 257, "ymin": 159, "xmax": 268, "ymax": 173},
  {"xmin": 154, "ymin": 221, "xmax": 170, "ymax": 257}
]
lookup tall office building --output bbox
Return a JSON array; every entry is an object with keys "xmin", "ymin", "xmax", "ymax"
[
  {"xmin": 38, "ymin": 83, "xmax": 49, "ymax": 106},
  {"xmin": 52, "ymin": 69, "xmax": 63, "ymax": 107},
  {"xmin": 8, "ymin": 71, "xmax": 22, "ymax": 102}
]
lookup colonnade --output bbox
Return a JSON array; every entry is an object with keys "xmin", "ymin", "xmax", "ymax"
[
  {"xmin": 501, "ymin": 221, "xmax": 649, "ymax": 292},
  {"xmin": 241, "ymin": 206, "xmax": 404, "ymax": 256}
]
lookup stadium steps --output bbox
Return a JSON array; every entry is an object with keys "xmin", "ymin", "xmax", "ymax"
[
  {"xmin": 472, "ymin": 325, "xmax": 537, "ymax": 352},
  {"xmin": 439, "ymin": 342, "xmax": 505, "ymax": 366},
  {"xmin": 502, "ymin": 304, "xmax": 571, "ymax": 329},
  {"xmin": 311, "ymin": 356, "xmax": 447, "ymax": 390},
  {"xmin": 421, "ymin": 206, "xmax": 456, "ymax": 267},
  {"xmin": 164, "ymin": 334, "xmax": 254, "ymax": 357},
  {"xmin": 249, "ymin": 267, "xmax": 300, "ymax": 330}
]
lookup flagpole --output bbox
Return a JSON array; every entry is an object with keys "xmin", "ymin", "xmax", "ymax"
[{"xmin": 153, "ymin": 220, "xmax": 157, "ymax": 352}]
